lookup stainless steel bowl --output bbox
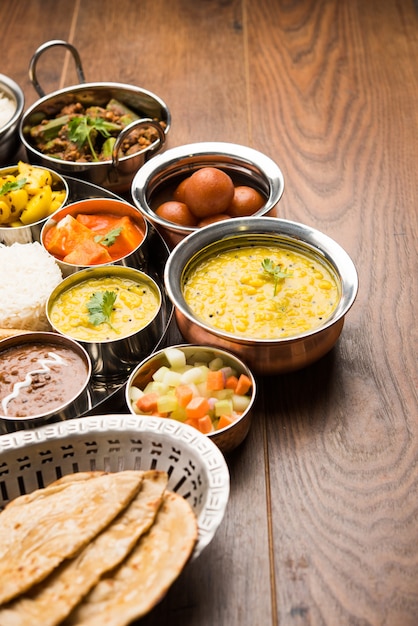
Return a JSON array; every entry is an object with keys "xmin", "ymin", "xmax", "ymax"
[
  {"xmin": 19, "ymin": 40, "xmax": 171, "ymax": 194},
  {"xmin": 125, "ymin": 344, "xmax": 257, "ymax": 454},
  {"xmin": 131, "ymin": 141, "xmax": 285, "ymax": 248},
  {"xmin": 47, "ymin": 265, "xmax": 164, "ymax": 380},
  {"xmin": 164, "ymin": 217, "xmax": 358, "ymax": 375},
  {"xmin": 0, "ymin": 74, "xmax": 24, "ymax": 166},
  {"xmin": 0, "ymin": 331, "xmax": 92, "ymax": 434},
  {"xmin": 0, "ymin": 163, "xmax": 69, "ymax": 245},
  {"xmin": 41, "ymin": 197, "xmax": 149, "ymax": 277}
]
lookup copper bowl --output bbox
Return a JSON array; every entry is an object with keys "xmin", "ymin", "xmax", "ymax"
[
  {"xmin": 131, "ymin": 141, "xmax": 285, "ymax": 248},
  {"xmin": 125, "ymin": 344, "xmax": 257, "ymax": 454},
  {"xmin": 41, "ymin": 197, "xmax": 148, "ymax": 277},
  {"xmin": 164, "ymin": 217, "xmax": 358, "ymax": 375}
]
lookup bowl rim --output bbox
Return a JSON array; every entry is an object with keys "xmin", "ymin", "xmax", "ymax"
[
  {"xmin": 130, "ymin": 141, "xmax": 285, "ymax": 234},
  {"xmin": 0, "ymin": 73, "xmax": 24, "ymax": 134},
  {"xmin": 164, "ymin": 216, "xmax": 359, "ymax": 345}
]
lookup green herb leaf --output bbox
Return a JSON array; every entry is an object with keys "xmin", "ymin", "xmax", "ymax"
[
  {"xmin": 68, "ymin": 116, "xmax": 115, "ymax": 161},
  {"xmin": 87, "ymin": 291, "xmax": 117, "ymax": 328},
  {"xmin": 0, "ymin": 178, "xmax": 27, "ymax": 196},
  {"xmin": 261, "ymin": 258, "xmax": 293, "ymax": 296},
  {"xmin": 94, "ymin": 226, "xmax": 123, "ymax": 247}
]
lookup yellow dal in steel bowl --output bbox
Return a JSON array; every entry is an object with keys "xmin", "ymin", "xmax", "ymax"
[{"xmin": 49, "ymin": 273, "xmax": 161, "ymax": 342}]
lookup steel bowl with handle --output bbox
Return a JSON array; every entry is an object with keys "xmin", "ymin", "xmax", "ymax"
[{"xmin": 19, "ymin": 40, "xmax": 170, "ymax": 194}]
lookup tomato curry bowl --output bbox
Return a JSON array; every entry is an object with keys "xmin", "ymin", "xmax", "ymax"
[{"xmin": 41, "ymin": 197, "xmax": 148, "ymax": 277}]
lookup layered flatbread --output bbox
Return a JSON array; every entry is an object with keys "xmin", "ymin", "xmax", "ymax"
[
  {"xmin": 0, "ymin": 471, "xmax": 145, "ymax": 605},
  {"xmin": 66, "ymin": 490, "xmax": 198, "ymax": 626},
  {"xmin": 0, "ymin": 471, "xmax": 168, "ymax": 626}
]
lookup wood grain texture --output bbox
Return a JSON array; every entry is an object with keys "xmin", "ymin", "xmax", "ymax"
[
  {"xmin": 1, "ymin": 0, "xmax": 417, "ymax": 624},
  {"xmin": 246, "ymin": 0, "xmax": 418, "ymax": 624}
]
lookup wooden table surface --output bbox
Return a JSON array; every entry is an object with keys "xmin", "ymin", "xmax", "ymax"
[{"xmin": 1, "ymin": 1, "xmax": 418, "ymax": 624}]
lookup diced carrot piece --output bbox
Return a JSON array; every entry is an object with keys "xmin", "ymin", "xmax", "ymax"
[
  {"xmin": 185, "ymin": 417, "xmax": 200, "ymax": 430},
  {"xmin": 198, "ymin": 415, "xmax": 214, "ymax": 434},
  {"xmin": 63, "ymin": 239, "xmax": 112, "ymax": 265},
  {"xmin": 217, "ymin": 414, "xmax": 234, "ymax": 430},
  {"xmin": 206, "ymin": 369, "xmax": 224, "ymax": 391},
  {"xmin": 136, "ymin": 392, "xmax": 159, "ymax": 413},
  {"xmin": 235, "ymin": 374, "xmax": 252, "ymax": 396},
  {"xmin": 186, "ymin": 396, "xmax": 210, "ymax": 420},
  {"xmin": 106, "ymin": 216, "xmax": 145, "ymax": 260},
  {"xmin": 225, "ymin": 375, "xmax": 239, "ymax": 391},
  {"xmin": 75, "ymin": 214, "xmax": 144, "ymax": 261},
  {"xmin": 175, "ymin": 384, "xmax": 194, "ymax": 408}
]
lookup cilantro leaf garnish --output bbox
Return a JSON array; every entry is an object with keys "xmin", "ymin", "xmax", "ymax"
[
  {"xmin": 68, "ymin": 116, "xmax": 114, "ymax": 161},
  {"xmin": 261, "ymin": 258, "xmax": 293, "ymax": 296},
  {"xmin": 0, "ymin": 178, "xmax": 27, "ymax": 196},
  {"xmin": 94, "ymin": 227, "xmax": 123, "ymax": 247},
  {"xmin": 87, "ymin": 291, "xmax": 117, "ymax": 328}
]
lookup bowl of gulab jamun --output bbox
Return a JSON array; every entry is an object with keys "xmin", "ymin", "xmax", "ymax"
[{"xmin": 130, "ymin": 142, "xmax": 285, "ymax": 248}]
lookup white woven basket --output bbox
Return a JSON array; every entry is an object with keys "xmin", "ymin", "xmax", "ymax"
[{"xmin": 0, "ymin": 414, "xmax": 230, "ymax": 559}]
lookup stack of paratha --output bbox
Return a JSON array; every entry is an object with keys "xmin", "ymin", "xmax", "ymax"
[{"xmin": 0, "ymin": 470, "xmax": 198, "ymax": 626}]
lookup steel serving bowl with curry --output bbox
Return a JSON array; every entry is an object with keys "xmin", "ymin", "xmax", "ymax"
[
  {"xmin": 20, "ymin": 41, "xmax": 171, "ymax": 194},
  {"xmin": 47, "ymin": 265, "xmax": 164, "ymax": 380},
  {"xmin": 0, "ymin": 332, "xmax": 92, "ymax": 434}
]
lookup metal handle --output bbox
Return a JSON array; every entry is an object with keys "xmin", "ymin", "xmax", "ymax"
[
  {"xmin": 112, "ymin": 118, "xmax": 166, "ymax": 168},
  {"xmin": 29, "ymin": 40, "xmax": 86, "ymax": 98}
]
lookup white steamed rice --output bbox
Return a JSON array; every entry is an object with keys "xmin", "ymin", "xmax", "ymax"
[
  {"xmin": 0, "ymin": 242, "xmax": 62, "ymax": 331},
  {"xmin": 0, "ymin": 92, "xmax": 16, "ymax": 128}
]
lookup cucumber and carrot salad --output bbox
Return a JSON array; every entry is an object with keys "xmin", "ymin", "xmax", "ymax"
[{"xmin": 128, "ymin": 347, "xmax": 253, "ymax": 434}]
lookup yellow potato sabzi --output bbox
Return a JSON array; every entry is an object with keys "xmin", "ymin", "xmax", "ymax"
[{"xmin": 0, "ymin": 161, "xmax": 66, "ymax": 227}]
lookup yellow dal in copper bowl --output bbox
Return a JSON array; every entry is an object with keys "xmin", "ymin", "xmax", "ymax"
[
  {"xmin": 164, "ymin": 217, "xmax": 358, "ymax": 375},
  {"xmin": 182, "ymin": 243, "xmax": 340, "ymax": 340}
]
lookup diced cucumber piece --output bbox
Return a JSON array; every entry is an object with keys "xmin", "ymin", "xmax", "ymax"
[
  {"xmin": 163, "ymin": 369, "xmax": 183, "ymax": 388},
  {"xmin": 153, "ymin": 365, "xmax": 171, "ymax": 382},
  {"xmin": 128, "ymin": 386, "xmax": 143, "ymax": 402},
  {"xmin": 214, "ymin": 398, "xmax": 233, "ymax": 417},
  {"xmin": 232, "ymin": 394, "xmax": 251, "ymax": 412},
  {"xmin": 144, "ymin": 381, "xmax": 169, "ymax": 395},
  {"xmin": 164, "ymin": 347, "xmax": 187, "ymax": 369},
  {"xmin": 180, "ymin": 365, "xmax": 208, "ymax": 385},
  {"xmin": 157, "ymin": 393, "xmax": 178, "ymax": 414},
  {"xmin": 209, "ymin": 356, "xmax": 225, "ymax": 371}
]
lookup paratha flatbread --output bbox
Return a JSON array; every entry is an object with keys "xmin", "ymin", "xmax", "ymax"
[
  {"xmin": 47, "ymin": 471, "xmax": 107, "ymax": 486},
  {"xmin": 0, "ymin": 471, "xmax": 168, "ymax": 626},
  {"xmin": 66, "ymin": 490, "xmax": 198, "ymax": 626},
  {"xmin": 0, "ymin": 471, "xmax": 145, "ymax": 606}
]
